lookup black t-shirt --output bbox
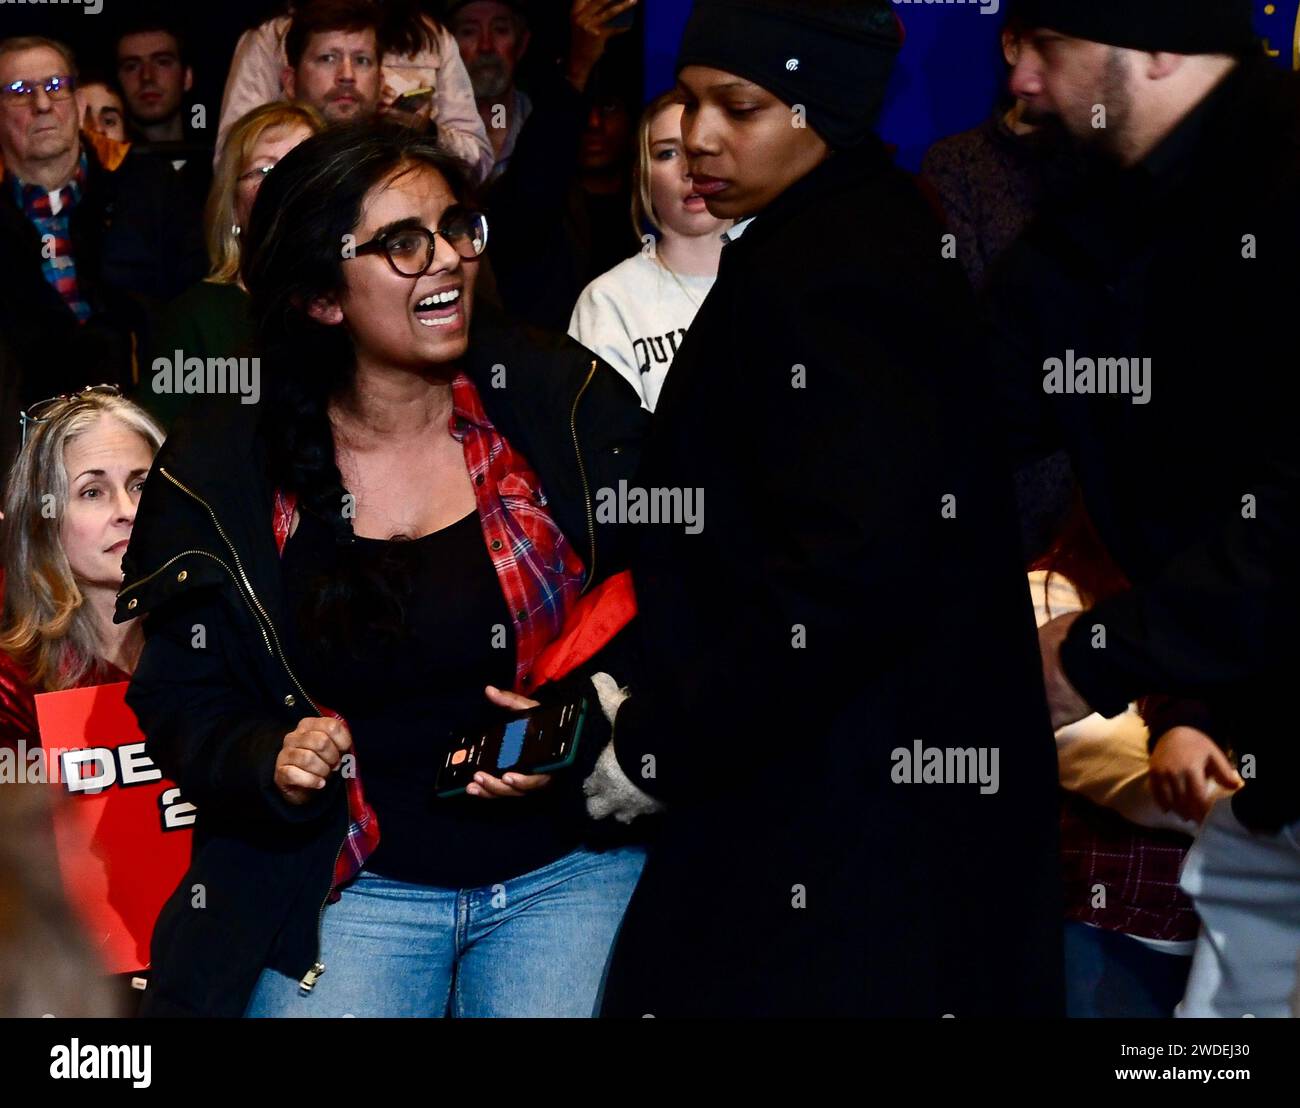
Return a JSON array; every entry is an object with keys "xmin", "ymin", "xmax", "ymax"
[{"xmin": 280, "ymin": 509, "xmax": 585, "ymax": 888}]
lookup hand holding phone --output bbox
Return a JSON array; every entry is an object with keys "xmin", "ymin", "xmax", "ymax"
[
  {"xmin": 395, "ymin": 86, "xmax": 434, "ymax": 112},
  {"xmin": 381, "ymin": 86, "xmax": 435, "ymax": 130},
  {"xmin": 438, "ymin": 690, "xmax": 587, "ymax": 799},
  {"xmin": 572, "ymin": 0, "xmax": 638, "ymax": 38}
]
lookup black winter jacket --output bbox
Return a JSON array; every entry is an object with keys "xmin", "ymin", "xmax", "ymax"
[
  {"xmin": 115, "ymin": 305, "xmax": 648, "ymax": 1016},
  {"xmin": 599, "ymin": 139, "xmax": 1064, "ymax": 1017},
  {"xmin": 987, "ymin": 58, "xmax": 1300, "ymax": 833}
]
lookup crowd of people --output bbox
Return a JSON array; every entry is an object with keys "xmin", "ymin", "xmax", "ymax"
[{"xmin": 0, "ymin": 0, "xmax": 1297, "ymax": 1020}]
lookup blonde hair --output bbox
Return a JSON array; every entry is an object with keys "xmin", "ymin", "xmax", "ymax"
[
  {"xmin": 631, "ymin": 90, "xmax": 686, "ymax": 242},
  {"xmin": 206, "ymin": 101, "xmax": 326, "ymax": 285},
  {"xmin": 0, "ymin": 395, "xmax": 164, "ymax": 692}
]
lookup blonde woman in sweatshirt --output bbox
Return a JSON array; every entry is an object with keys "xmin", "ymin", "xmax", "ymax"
[{"xmin": 569, "ymin": 91, "xmax": 730, "ymax": 412}]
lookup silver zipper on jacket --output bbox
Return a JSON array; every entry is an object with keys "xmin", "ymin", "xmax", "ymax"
[
  {"xmin": 570, "ymin": 360, "xmax": 599, "ymax": 594},
  {"xmin": 148, "ymin": 468, "xmax": 348, "ymax": 990}
]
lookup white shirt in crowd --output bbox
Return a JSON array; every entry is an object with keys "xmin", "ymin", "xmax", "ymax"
[
  {"xmin": 568, "ymin": 250, "xmax": 716, "ymax": 412},
  {"xmin": 215, "ymin": 15, "xmax": 493, "ymax": 185}
]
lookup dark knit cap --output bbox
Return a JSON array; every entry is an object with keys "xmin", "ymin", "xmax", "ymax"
[
  {"xmin": 675, "ymin": 0, "xmax": 903, "ymax": 150},
  {"xmin": 1014, "ymin": 0, "xmax": 1259, "ymax": 56}
]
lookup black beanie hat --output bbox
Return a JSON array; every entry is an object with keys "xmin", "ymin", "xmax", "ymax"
[
  {"xmin": 1014, "ymin": 0, "xmax": 1259, "ymax": 56},
  {"xmin": 675, "ymin": 0, "xmax": 903, "ymax": 150}
]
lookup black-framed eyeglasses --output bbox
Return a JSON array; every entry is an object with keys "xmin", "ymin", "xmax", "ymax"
[
  {"xmin": 19, "ymin": 384, "xmax": 121, "ymax": 447},
  {"xmin": 352, "ymin": 207, "xmax": 489, "ymax": 277},
  {"xmin": 2, "ymin": 75, "xmax": 77, "ymax": 105}
]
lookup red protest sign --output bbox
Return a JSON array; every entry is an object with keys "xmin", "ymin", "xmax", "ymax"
[{"xmin": 34, "ymin": 682, "xmax": 194, "ymax": 975}]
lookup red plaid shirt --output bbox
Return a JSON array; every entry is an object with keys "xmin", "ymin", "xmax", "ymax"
[
  {"xmin": 1059, "ymin": 791, "xmax": 1199, "ymax": 942},
  {"xmin": 271, "ymin": 372, "xmax": 586, "ymax": 897}
]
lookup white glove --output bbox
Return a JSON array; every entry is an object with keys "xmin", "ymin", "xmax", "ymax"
[{"xmin": 582, "ymin": 673, "xmax": 665, "ymax": 824}]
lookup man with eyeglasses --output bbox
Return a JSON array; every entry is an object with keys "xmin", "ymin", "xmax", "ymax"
[{"xmin": 0, "ymin": 35, "xmax": 206, "ymax": 469}]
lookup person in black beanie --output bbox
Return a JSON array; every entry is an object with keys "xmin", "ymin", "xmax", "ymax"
[
  {"xmin": 565, "ymin": 0, "xmax": 1065, "ymax": 1016},
  {"xmin": 988, "ymin": 1, "xmax": 1300, "ymax": 1015}
]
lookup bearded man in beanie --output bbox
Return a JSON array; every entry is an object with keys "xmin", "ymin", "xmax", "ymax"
[
  {"xmin": 988, "ymin": 1, "xmax": 1300, "ymax": 1015},
  {"xmin": 570, "ymin": 0, "xmax": 1064, "ymax": 1016}
]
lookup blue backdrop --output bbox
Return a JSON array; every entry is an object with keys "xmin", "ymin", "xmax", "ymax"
[{"xmin": 645, "ymin": 1, "xmax": 1300, "ymax": 171}]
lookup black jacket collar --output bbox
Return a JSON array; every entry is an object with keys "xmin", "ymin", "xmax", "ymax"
[{"xmin": 723, "ymin": 137, "xmax": 894, "ymax": 260}]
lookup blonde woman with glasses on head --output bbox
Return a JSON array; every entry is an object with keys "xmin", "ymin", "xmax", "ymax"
[{"xmin": 0, "ymin": 388, "xmax": 163, "ymax": 750}]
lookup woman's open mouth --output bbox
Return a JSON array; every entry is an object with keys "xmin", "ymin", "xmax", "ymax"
[{"xmin": 414, "ymin": 287, "xmax": 463, "ymax": 329}]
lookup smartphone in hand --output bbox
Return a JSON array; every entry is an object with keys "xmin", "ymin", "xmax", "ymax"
[
  {"xmin": 436, "ymin": 698, "xmax": 588, "ymax": 798},
  {"xmin": 394, "ymin": 86, "xmax": 434, "ymax": 113},
  {"xmin": 605, "ymin": 6, "xmax": 637, "ymax": 32}
]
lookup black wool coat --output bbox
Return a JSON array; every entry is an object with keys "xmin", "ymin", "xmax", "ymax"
[{"xmin": 600, "ymin": 140, "xmax": 1065, "ymax": 1017}]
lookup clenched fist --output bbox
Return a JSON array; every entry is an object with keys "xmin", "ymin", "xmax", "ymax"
[{"xmin": 275, "ymin": 716, "xmax": 353, "ymax": 806}]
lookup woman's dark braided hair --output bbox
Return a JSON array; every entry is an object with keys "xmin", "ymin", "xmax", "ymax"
[{"xmin": 241, "ymin": 121, "xmax": 471, "ymax": 658}]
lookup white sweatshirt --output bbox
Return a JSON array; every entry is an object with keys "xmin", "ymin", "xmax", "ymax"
[
  {"xmin": 568, "ymin": 251, "xmax": 715, "ymax": 413},
  {"xmin": 215, "ymin": 15, "xmax": 493, "ymax": 185}
]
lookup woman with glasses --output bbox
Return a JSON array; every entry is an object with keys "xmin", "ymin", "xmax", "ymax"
[
  {"xmin": 148, "ymin": 102, "xmax": 325, "ymax": 427},
  {"xmin": 0, "ymin": 388, "xmax": 163, "ymax": 749},
  {"xmin": 119, "ymin": 122, "xmax": 650, "ymax": 1018}
]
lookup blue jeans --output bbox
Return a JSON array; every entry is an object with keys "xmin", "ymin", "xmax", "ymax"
[
  {"xmin": 244, "ymin": 845, "xmax": 646, "ymax": 1017},
  {"xmin": 1063, "ymin": 920, "xmax": 1192, "ymax": 1018}
]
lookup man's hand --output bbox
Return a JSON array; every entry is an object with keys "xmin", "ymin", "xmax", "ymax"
[
  {"xmin": 1038, "ymin": 611, "xmax": 1092, "ymax": 730},
  {"xmin": 566, "ymin": 0, "xmax": 638, "ymax": 91},
  {"xmin": 1149, "ymin": 726, "xmax": 1243, "ymax": 824},
  {"xmin": 378, "ymin": 82, "xmax": 435, "ymax": 131},
  {"xmin": 275, "ymin": 716, "xmax": 353, "ymax": 805}
]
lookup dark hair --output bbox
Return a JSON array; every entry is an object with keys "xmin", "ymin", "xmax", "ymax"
[
  {"xmin": 284, "ymin": 0, "xmax": 387, "ymax": 70},
  {"xmin": 380, "ymin": 0, "xmax": 441, "ymax": 58},
  {"xmin": 76, "ymin": 67, "xmax": 125, "ymax": 101},
  {"xmin": 114, "ymin": 11, "xmax": 189, "ymax": 70},
  {"xmin": 242, "ymin": 122, "xmax": 471, "ymax": 655},
  {"xmin": 1031, "ymin": 492, "xmax": 1129, "ymax": 613}
]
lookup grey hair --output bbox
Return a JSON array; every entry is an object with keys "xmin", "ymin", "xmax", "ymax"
[
  {"xmin": 0, "ymin": 37, "xmax": 79, "ymax": 80},
  {"xmin": 0, "ymin": 394, "xmax": 163, "ymax": 691}
]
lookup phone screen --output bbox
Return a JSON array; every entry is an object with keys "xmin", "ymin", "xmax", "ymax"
[
  {"xmin": 435, "ymin": 699, "xmax": 586, "ymax": 796},
  {"xmin": 497, "ymin": 718, "xmax": 527, "ymax": 770}
]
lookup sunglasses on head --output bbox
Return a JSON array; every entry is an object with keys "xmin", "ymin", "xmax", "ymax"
[{"xmin": 19, "ymin": 384, "xmax": 121, "ymax": 447}]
